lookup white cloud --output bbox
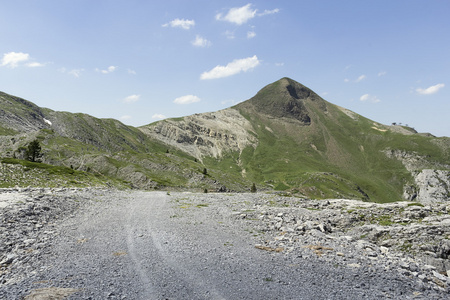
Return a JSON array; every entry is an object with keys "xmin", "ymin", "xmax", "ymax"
[
  {"xmin": 163, "ymin": 18, "xmax": 195, "ymax": 30},
  {"xmin": 247, "ymin": 31, "xmax": 256, "ymax": 39},
  {"xmin": 360, "ymin": 94, "xmax": 380, "ymax": 103},
  {"xmin": 1, "ymin": 52, "xmax": 30, "ymax": 68},
  {"xmin": 360, "ymin": 94, "xmax": 369, "ymax": 101},
  {"xmin": 26, "ymin": 62, "xmax": 45, "ymax": 67},
  {"xmin": 173, "ymin": 95, "xmax": 201, "ymax": 104},
  {"xmin": 26, "ymin": 62, "xmax": 45, "ymax": 68},
  {"xmin": 123, "ymin": 94, "xmax": 140, "ymax": 103},
  {"xmin": 152, "ymin": 114, "xmax": 166, "ymax": 120},
  {"xmin": 355, "ymin": 74, "xmax": 366, "ymax": 82},
  {"xmin": 68, "ymin": 69, "xmax": 84, "ymax": 78},
  {"xmin": 275, "ymin": 62, "xmax": 284, "ymax": 67},
  {"xmin": 1, "ymin": 52, "xmax": 46, "ymax": 68},
  {"xmin": 216, "ymin": 4, "xmax": 279, "ymax": 25},
  {"xmin": 378, "ymin": 71, "xmax": 387, "ymax": 77},
  {"xmin": 128, "ymin": 69, "xmax": 137, "ymax": 75},
  {"xmin": 216, "ymin": 4, "xmax": 256, "ymax": 25},
  {"xmin": 96, "ymin": 65, "xmax": 117, "ymax": 74},
  {"xmin": 345, "ymin": 75, "xmax": 366, "ymax": 83},
  {"xmin": 200, "ymin": 55, "xmax": 260, "ymax": 80},
  {"xmin": 192, "ymin": 35, "xmax": 211, "ymax": 47},
  {"xmin": 416, "ymin": 83, "xmax": 445, "ymax": 95}
]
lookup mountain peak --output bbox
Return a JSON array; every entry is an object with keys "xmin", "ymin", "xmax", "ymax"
[{"xmin": 235, "ymin": 77, "xmax": 325, "ymax": 124}]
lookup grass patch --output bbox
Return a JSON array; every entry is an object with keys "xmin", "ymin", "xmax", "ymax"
[{"xmin": 407, "ymin": 202, "xmax": 424, "ymax": 207}]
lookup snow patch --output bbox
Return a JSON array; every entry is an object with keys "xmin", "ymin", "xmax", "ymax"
[{"xmin": 43, "ymin": 118, "xmax": 52, "ymax": 125}]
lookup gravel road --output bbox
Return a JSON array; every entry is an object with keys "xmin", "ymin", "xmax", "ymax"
[{"xmin": 1, "ymin": 190, "xmax": 448, "ymax": 299}]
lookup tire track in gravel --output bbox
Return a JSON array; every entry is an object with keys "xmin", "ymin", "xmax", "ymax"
[{"xmin": 125, "ymin": 191, "xmax": 226, "ymax": 300}]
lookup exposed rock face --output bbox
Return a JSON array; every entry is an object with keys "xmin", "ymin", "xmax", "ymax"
[
  {"xmin": 384, "ymin": 149, "xmax": 450, "ymax": 203},
  {"xmin": 140, "ymin": 108, "xmax": 257, "ymax": 160},
  {"xmin": 383, "ymin": 149, "xmax": 449, "ymax": 172},
  {"xmin": 415, "ymin": 169, "xmax": 450, "ymax": 204},
  {"xmin": 0, "ymin": 93, "xmax": 50, "ymax": 133}
]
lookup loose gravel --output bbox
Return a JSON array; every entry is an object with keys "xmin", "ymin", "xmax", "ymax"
[{"xmin": 1, "ymin": 189, "xmax": 449, "ymax": 299}]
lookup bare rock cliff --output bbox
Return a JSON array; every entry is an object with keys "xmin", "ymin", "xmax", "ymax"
[
  {"xmin": 139, "ymin": 108, "xmax": 258, "ymax": 160},
  {"xmin": 384, "ymin": 149, "xmax": 450, "ymax": 203},
  {"xmin": 414, "ymin": 169, "xmax": 450, "ymax": 204}
]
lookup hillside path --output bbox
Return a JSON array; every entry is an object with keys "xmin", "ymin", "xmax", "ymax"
[{"xmin": 3, "ymin": 191, "xmax": 434, "ymax": 299}]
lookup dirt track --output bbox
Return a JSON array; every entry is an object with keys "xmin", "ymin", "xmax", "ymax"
[{"xmin": 1, "ymin": 191, "xmax": 447, "ymax": 299}]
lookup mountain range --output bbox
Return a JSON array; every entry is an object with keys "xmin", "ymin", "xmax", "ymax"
[{"xmin": 1, "ymin": 77, "xmax": 449, "ymax": 203}]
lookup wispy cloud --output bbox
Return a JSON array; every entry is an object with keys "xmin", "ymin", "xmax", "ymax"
[
  {"xmin": 173, "ymin": 95, "xmax": 201, "ymax": 104},
  {"xmin": 68, "ymin": 69, "xmax": 84, "ymax": 78},
  {"xmin": 225, "ymin": 30, "xmax": 235, "ymax": 39},
  {"xmin": 200, "ymin": 55, "xmax": 260, "ymax": 80},
  {"xmin": 128, "ymin": 69, "xmax": 137, "ymax": 75},
  {"xmin": 192, "ymin": 35, "xmax": 211, "ymax": 47},
  {"xmin": 416, "ymin": 83, "xmax": 445, "ymax": 95},
  {"xmin": 360, "ymin": 94, "xmax": 380, "ymax": 103},
  {"xmin": 259, "ymin": 8, "xmax": 280, "ymax": 16},
  {"xmin": 216, "ymin": 4, "xmax": 279, "ymax": 25},
  {"xmin": 162, "ymin": 18, "xmax": 195, "ymax": 30},
  {"xmin": 152, "ymin": 114, "xmax": 166, "ymax": 120},
  {"xmin": 96, "ymin": 65, "xmax": 117, "ymax": 74},
  {"xmin": 123, "ymin": 94, "xmax": 140, "ymax": 103},
  {"xmin": 247, "ymin": 31, "xmax": 256, "ymax": 39},
  {"xmin": 345, "ymin": 75, "xmax": 366, "ymax": 83},
  {"xmin": 27, "ymin": 62, "xmax": 46, "ymax": 67},
  {"xmin": 378, "ymin": 71, "xmax": 387, "ymax": 77},
  {"xmin": 275, "ymin": 62, "xmax": 284, "ymax": 67},
  {"xmin": 355, "ymin": 74, "xmax": 366, "ymax": 82}
]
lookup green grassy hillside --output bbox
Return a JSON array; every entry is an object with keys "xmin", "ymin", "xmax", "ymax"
[
  {"xmin": 1, "ymin": 78, "xmax": 448, "ymax": 200},
  {"xmin": 221, "ymin": 78, "xmax": 450, "ymax": 202}
]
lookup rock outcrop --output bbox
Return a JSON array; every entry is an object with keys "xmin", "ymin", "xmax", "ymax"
[
  {"xmin": 415, "ymin": 169, "xmax": 450, "ymax": 204},
  {"xmin": 139, "ymin": 108, "xmax": 257, "ymax": 160},
  {"xmin": 384, "ymin": 149, "xmax": 450, "ymax": 203}
]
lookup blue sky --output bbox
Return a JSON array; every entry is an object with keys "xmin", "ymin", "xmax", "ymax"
[{"xmin": 1, "ymin": 0, "xmax": 449, "ymax": 136}]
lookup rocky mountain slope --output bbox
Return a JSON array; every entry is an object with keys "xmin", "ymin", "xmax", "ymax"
[
  {"xmin": 140, "ymin": 78, "xmax": 450, "ymax": 203},
  {"xmin": 1, "ymin": 78, "xmax": 449, "ymax": 203}
]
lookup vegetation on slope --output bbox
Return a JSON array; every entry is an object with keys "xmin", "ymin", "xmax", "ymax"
[{"xmin": 1, "ymin": 78, "xmax": 449, "ymax": 201}]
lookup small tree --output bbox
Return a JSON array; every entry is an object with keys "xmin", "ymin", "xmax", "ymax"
[
  {"xmin": 202, "ymin": 168, "xmax": 208, "ymax": 175},
  {"xmin": 251, "ymin": 183, "xmax": 257, "ymax": 193},
  {"xmin": 26, "ymin": 139, "xmax": 42, "ymax": 162}
]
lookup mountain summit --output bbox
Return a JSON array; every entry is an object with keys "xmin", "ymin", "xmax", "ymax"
[
  {"xmin": 1, "ymin": 78, "xmax": 449, "ymax": 203},
  {"xmin": 236, "ymin": 77, "xmax": 319, "ymax": 124}
]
